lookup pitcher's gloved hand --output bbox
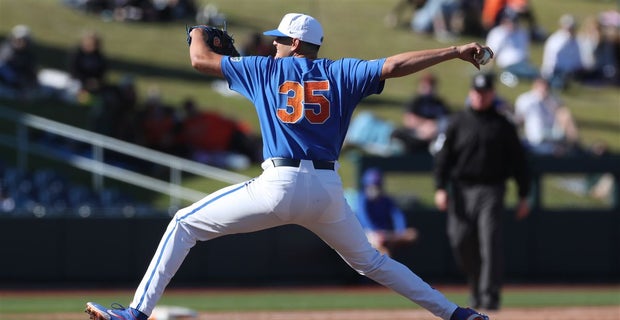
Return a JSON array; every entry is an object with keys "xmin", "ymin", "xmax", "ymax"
[{"xmin": 186, "ymin": 25, "xmax": 240, "ymax": 57}]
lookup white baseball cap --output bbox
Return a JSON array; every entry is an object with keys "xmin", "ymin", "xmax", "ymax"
[
  {"xmin": 11, "ymin": 25, "xmax": 31, "ymax": 39},
  {"xmin": 263, "ymin": 13, "xmax": 323, "ymax": 46}
]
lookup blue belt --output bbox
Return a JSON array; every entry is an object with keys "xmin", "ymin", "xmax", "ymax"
[{"xmin": 271, "ymin": 159, "xmax": 335, "ymax": 170}]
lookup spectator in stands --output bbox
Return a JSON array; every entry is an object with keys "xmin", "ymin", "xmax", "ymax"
[
  {"xmin": 577, "ymin": 12, "xmax": 620, "ymax": 87},
  {"xmin": 62, "ymin": 0, "xmax": 110, "ymax": 14},
  {"xmin": 112, "ymin": 75, "xmax": 140, "ymax": 142},
  {"xmin": 385, "ymin": 0, "xmax": 468, "ymax": 41},
  {"xmin": 514, "ymin": 77, "xmax": 580, "ymax": 156},
  {"xmin": 344, "ymin": 111, "xmax": 402, "ymax": 156},
  {"xmin": 88, "ymin": 75, "xmax": 139, "ymax": 141},
  {"xmin": 384, "ymin": 0, "xmax": 428, "ymax": 29},
  {"xmin": 354, "ymin": 168, "xmax": 418, "ymax": 257},
  {"xmin": 81, "ymin": 75, "xmax": 142, "ymax": 168},
  {"xmin": 69, "ymin": 0, "xmax": 192, "ymax": 22},
  {"xmin": 434, "ymin": 73, "xmax": 530, "ymax": 311},
  {"xmin": 112, "ymin": 0, "xmax": 151, "ymax": 22},
  {"xmin": 195, "ymin": 3, "xmax": 226, "ymax": 26},
  {"xmin": 409, "ymin": 0, "xmax": 462, "ymax": 42},
  {"xmin": 0, "ymin": 25, "xmax": 40, "ymax": 100},
  {"xmin": 178, "ymin": 98, "xmax": 262, "ymax": 169},
  {"xmin": 68, "ymin": 30, "xmax": 108, "ymax": 95},
  {"xmin": 385, "ymin": 0, "xmax": 487, "ymax": 38},
  {"xmin": 481, "ymin": 0, "xmax": 546, "ymax": 41},
  {"xmin": 447, "ymin": 0, "xmax": 486, "ymax": 37},
  {"xmin": 133, "ymin": 87, "xmax": 184, "ymax": 156},
  {"xmin": 143, "ymin": 0, "xmax": 197, "ymax": 22},
  {"xmin": 346, "ymin": 74, "xmax": 456, "ymax": 156},
  {"xmin": 391, "ymin": 73, "xmax": 451, "ymax": 154},
  {"xmin": 485, "ymin": 8, "xmax": 539, "ymax": 87},
  {"xmin": 541, "ymin": 14, "xmax": 586, "ymax": 90}
]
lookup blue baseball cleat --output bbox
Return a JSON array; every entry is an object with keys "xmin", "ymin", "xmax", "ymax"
[
  {"xmin": 85, "ymin": 302, "xmax": 148, "ymax": 320},
  {"xmin": 451, "ymin": 306, "xmax": 490, "ymax": 320}
]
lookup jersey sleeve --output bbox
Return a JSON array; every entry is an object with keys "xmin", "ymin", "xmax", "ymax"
[
  {"xmin": 337, "ymin": 58, "xmax": 386, "ymax": 99},
  {"xmin": 220, "ymin": 55, "xmax": 270, "ymax": 100}
]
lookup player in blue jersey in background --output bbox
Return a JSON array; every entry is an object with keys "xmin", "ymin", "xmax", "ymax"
[
  {"xmin": 354, "ymin": 167, "xmax": 419, "ymax": 257},
  {"xmin": 86, "ymin": 13, "xmax": 492, "ymax": 320}
]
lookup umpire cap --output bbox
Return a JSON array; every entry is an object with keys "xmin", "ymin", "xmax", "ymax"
[{"xmin": 471, "ymin": 73, "xmax": 495, "ymax": 91}]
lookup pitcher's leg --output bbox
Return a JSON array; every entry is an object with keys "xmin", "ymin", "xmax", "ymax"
[
  {"xmin": 306, "ymin": 211, "xmax": 457, "ymax": 320},
  {"xmin": 130, "ymin": 216, "xmax": 196, "ymax": 315},
  {"xmin": 130, "ymin": 180, "xmax": 281, "ymax": 315}
]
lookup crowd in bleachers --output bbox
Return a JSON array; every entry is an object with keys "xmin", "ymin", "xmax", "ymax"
[
  {"xmin": 348, "ymin": 2, "xmax": 619, "ymax": 158},
  {"xmin": 385, "ymin": 1, "xmax": 620, "ymax": 88},
  {"xmin": 0, "ymin": 15, "xmax": 267, "ymax": 218},
  {"xmin": 0, "ymin": 163, "xmax": 154, "ymax": 218},
  {"xmin": 62, "ymin": 0, "xmax": 198, "ymax": 23},
  {"xmin": 345, "ymin": 70, "xmax": 588, "ymax": 158},
  {"xmin": 347, "ymin": 2, "xmax": 618, "ymax": 203},
  {"xmin": 0, "ymin": 22, "xmax": 264, "ymax": 171},
  {"xmin": 385, "ymin": 0, "xmax": 547, "ymax": 43},
  {"xmin": 1, "ymin": 2, "xmax": 618, "ymax": 217}
]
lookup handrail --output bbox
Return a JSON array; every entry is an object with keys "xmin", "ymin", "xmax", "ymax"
[{"xmin": 0, "ymin": 105, "xmax": 252, "ymax": 208}]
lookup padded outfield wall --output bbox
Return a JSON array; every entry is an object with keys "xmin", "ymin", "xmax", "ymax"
[{"xmin": 0, "ymin": 208, "xmax": 617, "ymax": 287}]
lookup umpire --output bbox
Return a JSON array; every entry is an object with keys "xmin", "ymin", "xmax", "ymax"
[{"xmin": 433, "ymin": 73, "xmax": 530, "ymax": 311}]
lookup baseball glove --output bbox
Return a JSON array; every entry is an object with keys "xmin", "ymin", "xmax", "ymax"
[{"xmin": 186, "ymin": 25, "xmax": 240, "ymax": 57}]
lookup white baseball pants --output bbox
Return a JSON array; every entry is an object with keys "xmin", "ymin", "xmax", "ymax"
[{"xmin": 130, "ymin": 159, "xmax": 457, "ymax": 319}]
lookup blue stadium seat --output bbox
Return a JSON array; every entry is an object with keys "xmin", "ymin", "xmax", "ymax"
[{"xmin": 1, "ymin": 166, "xmax": 154, "ymax": 218}]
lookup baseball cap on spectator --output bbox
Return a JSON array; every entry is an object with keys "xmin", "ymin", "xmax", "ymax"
[
  {"xmin": 362, "ymin": 168, "xmax": 384, "ymax": 187},
  {"xmin": 471, "ymin": 73, "xmax": 495, "ymax": 91},
  {"xmin": 559, "ymin": 14, "xmax": 577, "ymax": 30},
  {"xmin": 11, "ymin": 25, "xmax": 31, "ymax": 40},
  {"xmin": 263, "ymin": 13, "xmax": 324, "ymax": 46}
]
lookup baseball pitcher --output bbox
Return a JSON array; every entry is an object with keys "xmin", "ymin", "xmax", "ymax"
[{"xmin": 86, "ymin": 13, "xmax": 492, "ymax": 320}]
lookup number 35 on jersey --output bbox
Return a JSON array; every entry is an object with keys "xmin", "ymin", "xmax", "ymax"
[{"xmin": 278, "ymin": 80, "xmax": 331, "ymax": 124}]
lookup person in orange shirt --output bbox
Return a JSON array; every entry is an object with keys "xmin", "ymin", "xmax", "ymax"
[
  {"xmin": 482, "ymin": 0, "xmax": 545, "ymax": 41},
  {"xmin": 179, "ymin": 98, "xmax": 262, "ymax": 167}
]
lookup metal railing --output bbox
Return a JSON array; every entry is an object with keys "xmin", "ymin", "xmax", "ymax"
[{"xmin": 0, "ymin": 105, "xmax": 251, "ymax": 208}]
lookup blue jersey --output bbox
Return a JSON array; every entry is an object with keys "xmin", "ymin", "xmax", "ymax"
[
  {"xmin": 356, "ymin": 193, "xmax": 407, "ymax": 233},
  {"xmin": 221, "ymin": 56, "xmax": 385, "ymax": 161}
]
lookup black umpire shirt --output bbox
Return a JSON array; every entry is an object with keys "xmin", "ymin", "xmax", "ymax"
[{"xmin": 434, "ymin": 105, "xmax": 530, "ymax": 199}]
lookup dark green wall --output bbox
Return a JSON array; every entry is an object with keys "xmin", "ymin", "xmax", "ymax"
[{"xmin": 1, "ymin": 209, "xmax": 617, "ymax": 288}]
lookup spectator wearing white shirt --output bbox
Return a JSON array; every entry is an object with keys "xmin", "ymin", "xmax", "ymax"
[
  {"xmin": 514, "ymin": 77, "xmax": 580, "ymax": 156},
  {"xmin": 541, "ymin": 14, "xmax": 585, "ymax": 89},
  {"xmin": 486, "ymin": 8, "xmax": 539, "ymax": 87}
]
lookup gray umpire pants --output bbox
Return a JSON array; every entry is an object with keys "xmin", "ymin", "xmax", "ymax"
[{"xmin": 447, "ymin": 181, "xmax": 505, "ymax": 310}]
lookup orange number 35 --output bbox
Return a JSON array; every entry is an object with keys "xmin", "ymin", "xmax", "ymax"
[{"xmin": 277, "ymin": 80, "xmax": 330, "ymax": 124}]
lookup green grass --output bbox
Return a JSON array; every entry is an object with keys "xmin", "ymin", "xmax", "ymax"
[
  {"xmin": 0, "ymin": 0, "xmax": 618, "ymax": 208},
  {"xmin": 1, "ymin": 286, "xmax": 618, "ymax": 313}
]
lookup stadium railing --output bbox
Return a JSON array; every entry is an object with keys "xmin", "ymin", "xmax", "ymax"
[{"xmin": 0, "ymin": 105, "xmax": 250, "ymax": 209}]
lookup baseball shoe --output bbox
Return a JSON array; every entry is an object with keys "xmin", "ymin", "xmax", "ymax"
[
  {"xmin": 85, "ymin": 302, "xmax": 148, "ymax": 320},
  {"xmin": 450, "ymin": 306, "xmax": 490, "ymax": 320}
]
